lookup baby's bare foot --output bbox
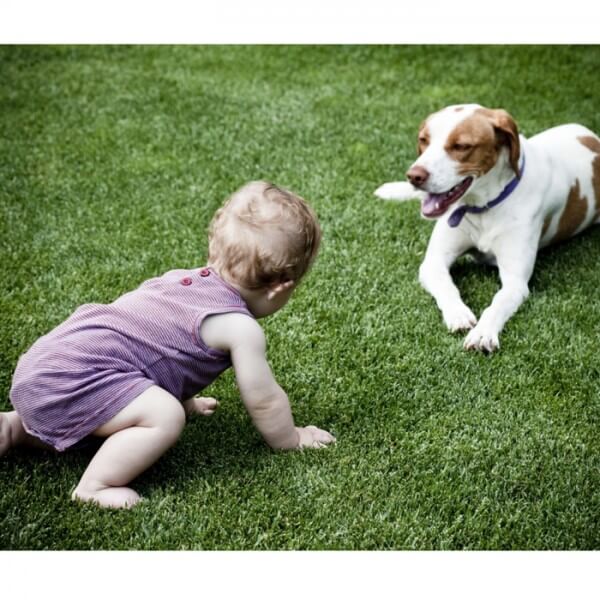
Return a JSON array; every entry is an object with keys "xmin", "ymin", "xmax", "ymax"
[
  {"xmin": 0, "ymin": 411, "xmax": 26, "ymax": 457},
  {"xmin": 72, "ymin": 485, "xmax": 141, "ymax": 509},
  {"xmin": 0, "ymin": 413, "xmax": 12, "ymax": 457},
  {"xmin": 183, "ymin": 396, "xmax": 219, "ymax": 417},
  {"xmin": 0, "ymin": 411, "xmax": 54, "ymax": 454}
]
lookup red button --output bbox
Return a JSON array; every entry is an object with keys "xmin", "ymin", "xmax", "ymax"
[
  {"xmin": 199, "ymin": 268, "xmax": 210, "ymax": 277},
  {"xmin": 181, "ymin": 277, "xmax": 192, "ymax": 286}
]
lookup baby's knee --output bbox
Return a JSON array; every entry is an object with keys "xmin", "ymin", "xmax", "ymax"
[
  {"xmin": 138, "ymin": 387, "xmax": 186, "ymax": 438},
  {"xmin": 140, "ymin": 395, "xmax": 185, "ymax": 446},
  {"xmin": 157, "ymin": 401, "xmax": 186, "ymax": 444}
]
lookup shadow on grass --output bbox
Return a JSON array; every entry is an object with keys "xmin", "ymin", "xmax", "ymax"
[
  {"xmin": 0, "ymin": 405, "xmax": 272, "ymax": 508},
  {"xmin": 446, "ymin": 224, "xmax": 600, "ymax": 312}
]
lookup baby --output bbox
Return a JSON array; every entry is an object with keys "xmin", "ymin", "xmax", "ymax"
[{"xmin": 0, "ymin": 181, "xmax": 335, "ymax": 509}]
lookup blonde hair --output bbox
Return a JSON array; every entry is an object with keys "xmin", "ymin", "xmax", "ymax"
[{"xmin": 208, "ymin": 181, "xmax": 322, "ymax": 290}]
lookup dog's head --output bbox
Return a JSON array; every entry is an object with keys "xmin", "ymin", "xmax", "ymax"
[{"xmin": 407, "ymin": 104, "xmax": 520, "ymax": 219}]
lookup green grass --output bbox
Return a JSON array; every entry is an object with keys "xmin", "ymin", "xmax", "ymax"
[{"xmin": 1, "ymin": 45, "xmax": 600, "ymax": 550}]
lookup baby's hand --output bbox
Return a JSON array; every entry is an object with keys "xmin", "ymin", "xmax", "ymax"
[
  {"xmin": 183, "ymin": 396, "xmax": 219, "ymax": 417},
  {"xmin": 296, "ymin": 425, "xmax": 336, "ymax": 449}
]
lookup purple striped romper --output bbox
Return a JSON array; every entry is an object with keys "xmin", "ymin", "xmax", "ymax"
[{"xmin": 9, "ymin": 267, "xmax": 254, "ymax": 451}]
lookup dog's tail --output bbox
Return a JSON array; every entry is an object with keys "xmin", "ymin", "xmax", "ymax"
[{"xmin": 374, "ymin": 181, "xmax": 426, "ymax": 202}]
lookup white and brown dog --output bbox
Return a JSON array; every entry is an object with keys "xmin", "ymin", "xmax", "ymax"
[{"xmin": 376, "ymin": 103, "xmax": 600, "ymax": 352}]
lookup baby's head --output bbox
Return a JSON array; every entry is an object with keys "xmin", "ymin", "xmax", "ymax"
[{"xmin": 208, "ymin": 181, "xmax": 322, "ymax": 316}]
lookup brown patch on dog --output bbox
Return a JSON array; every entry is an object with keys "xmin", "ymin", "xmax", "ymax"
[
  {"xmin": 592, "ymin": 155, "xmax": 600, "ymax": 218},
  {"xmin": 578, "ymin": 135, "xmax": 600, "ymax": 154},
  {"xmin": 417, "ymin": 120, "xmax": 430, "ymax": 156},
  {"xmin": 454, "ymin": 107, "xmax": 464, "ymax": 112},
  {"xmin": 552, "ymin": 179, "xmax": 588, "ymax": 244},
  {"xmin": 578, "ymin": 135, "xmax": 600, "ymax": 217},
  {"xmin": 477, "ymin": 108, "xmax": 521, "ymax": 177},
  {"xmin": 540, "ymin": 216, "xmax": 552, "ymax": 239},
  {"xmin": 445, "ymin": 111, "xmax": 502, "ymax": 177}
]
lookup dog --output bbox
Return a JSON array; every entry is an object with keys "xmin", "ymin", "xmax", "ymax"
[{"xmin": 375, "ymin": 103, "xmax": 600, "ymax": 352}]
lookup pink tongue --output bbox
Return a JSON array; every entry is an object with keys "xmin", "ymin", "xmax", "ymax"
[
  {"xmin": 422, "ymin": 192, "xmax": 450, "ymax": 217},
  {"xmin": 420, "ymin": 177, "xmax": 473, "ymax": 217}
]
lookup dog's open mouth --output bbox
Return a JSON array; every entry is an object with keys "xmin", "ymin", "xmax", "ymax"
[{"xmin": 421, "ymin": 177, "xmax": 473, "ymax": 218}]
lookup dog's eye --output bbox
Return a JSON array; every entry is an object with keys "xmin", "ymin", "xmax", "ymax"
[
  {"xmin": 453, "ymin": 143, "xmax": 472, "ymax": 152},
  {"xmin": 418, "ymin": 137, "xmax": 428, "ymax": 145}
]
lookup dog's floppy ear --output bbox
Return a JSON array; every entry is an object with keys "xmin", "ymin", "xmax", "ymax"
[{"xmin": 490, "ymin": 109, "xmax": 521, "ymax": 177}]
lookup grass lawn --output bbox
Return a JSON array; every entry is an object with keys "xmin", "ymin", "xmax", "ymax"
[{"xmin": 1, "ymin": 45, "xmax": 599, "ymax": 550}]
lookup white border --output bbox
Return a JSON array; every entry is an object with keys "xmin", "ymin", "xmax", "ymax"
[
  {"xmin": 2, "ymin": 0, "xmax": 600, "ymax": 43},
  {"xmin": 2, "ymin": 3, "xmax": 599, "ymax": 596},
  {"xmin": 4, "ymin": 551, "xmax": 600, "ymax": 599}
]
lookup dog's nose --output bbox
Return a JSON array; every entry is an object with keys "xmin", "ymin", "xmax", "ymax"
[{"xmin": 406, "ymin": 165, "xmax": 430, "ymax": 188}]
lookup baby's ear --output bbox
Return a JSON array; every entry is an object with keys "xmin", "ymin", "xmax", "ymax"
[{"xmin": 266, "ymin": 279, "xmax": 295, "ymax": 300}]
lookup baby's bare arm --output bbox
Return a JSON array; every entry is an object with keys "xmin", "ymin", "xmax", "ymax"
[
  {"xmin": 201, "ymin": 313, "xmax": 335, "ymax": 449},
  {"xmin": 232, "ymin": 337, "xmax": 299, "ymax": 449},
  {"xmin": 203, "ymin": 313, "xmax": 298, "ymax": 448}
]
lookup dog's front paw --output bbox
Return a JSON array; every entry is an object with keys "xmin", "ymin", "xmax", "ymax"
[
  {"xmin": 463, "ymin": 324, "xmax": 500, "ymax": 353},
  {"xmin": 374, "ymin": 181, "xmax": 424, "ymax": 202},
  {"xmin": 443, "ymin": 304, "xmax": 477, "ymax": 332}
]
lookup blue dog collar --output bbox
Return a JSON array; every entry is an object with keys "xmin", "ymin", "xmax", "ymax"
[{"xmin": 448, "ymin": 153, "xmax": 526, "ymax": 228}]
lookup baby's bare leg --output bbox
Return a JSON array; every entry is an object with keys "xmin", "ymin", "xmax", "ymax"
[
  {"xmin": 183, "ymin": 396, "xmax": 219, "ymax": 417},
  {"xmin": 72, "ymin": 385, "xmax": 185, "ymax": 509},
  {"xmin": 0, "ymin": 411, "xmax": 54, "ymax": 456}
]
